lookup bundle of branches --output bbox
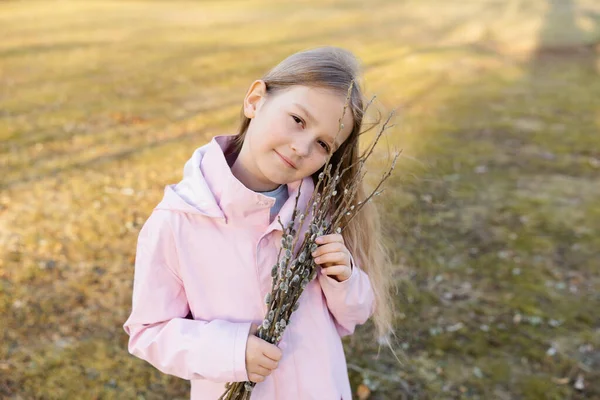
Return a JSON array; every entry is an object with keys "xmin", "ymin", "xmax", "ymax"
[{"xmin": 219, "ymin": 83, "xmax": 399, "ymax": 400}]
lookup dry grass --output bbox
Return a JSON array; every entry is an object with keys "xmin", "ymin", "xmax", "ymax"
[{"xmin": 1, "ymin": 0, "xmax": 599, "ymax": 398}]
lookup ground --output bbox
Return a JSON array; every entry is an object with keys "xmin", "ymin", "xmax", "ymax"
[{"xmin": 1, "ymin": 0, "xmax": 599, "ymax": 399}]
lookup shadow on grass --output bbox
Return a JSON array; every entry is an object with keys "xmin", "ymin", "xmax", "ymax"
[{"xmin": 358, "ymin": 0, "xmax": 600, "ymax": 398}]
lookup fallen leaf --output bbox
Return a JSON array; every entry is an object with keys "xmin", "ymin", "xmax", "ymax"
[
  {"xmin": 357, "ymin": 384, "xmax": 371, "ymax": 400},
  {"xmin": 551, "ymin": 377, "xmax": 569, "ymax": 385}
]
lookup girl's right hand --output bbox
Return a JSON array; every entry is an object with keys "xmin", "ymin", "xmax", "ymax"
[{"xmin": 245, "ymin": 323, "xmax": 282, "ymax": 383}]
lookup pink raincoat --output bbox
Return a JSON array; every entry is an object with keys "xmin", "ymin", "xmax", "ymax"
[{"xmin": 123, "ymin": 134, "xmax": 376, "ymax": 399}]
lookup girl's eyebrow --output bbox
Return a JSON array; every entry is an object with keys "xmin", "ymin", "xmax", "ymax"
[
  {"xmin": 293, "ymin": 102, "xmax": 338, "ymax": 149},
  {"xmin": 293, "ymin": 103, "xmax": 316, "ymax": 124}
]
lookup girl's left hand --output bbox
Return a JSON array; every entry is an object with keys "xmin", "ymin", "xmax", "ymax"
[{"xmin": 311, "ymin": 233, "xmax": 352, "ymax": 282}]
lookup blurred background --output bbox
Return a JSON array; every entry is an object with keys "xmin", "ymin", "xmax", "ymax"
[{"xmin": 1, "ymin": 0, "xmax": 599, "ymax": 399}]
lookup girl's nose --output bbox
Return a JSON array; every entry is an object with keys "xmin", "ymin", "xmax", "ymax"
[{"xmin": 290, "ymin": 138, "xmax": 311, "ymax": 157}]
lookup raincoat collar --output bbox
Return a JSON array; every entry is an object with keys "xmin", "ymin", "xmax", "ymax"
[{"xmin": 156, "ymin": 134, "xmax": 315, "ymax": 231}]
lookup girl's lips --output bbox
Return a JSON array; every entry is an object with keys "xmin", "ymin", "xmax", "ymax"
[{"xmin": 275, "ymin": 151, "xmax": 296, "ymax": 169}]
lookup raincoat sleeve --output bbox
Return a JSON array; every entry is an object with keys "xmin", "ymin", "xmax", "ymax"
[
  {"xmin": 123, "ymin": 211, "xmax": 252, "ymax": 382},
  {"xmin": 317, "ymin": 251, "xmax": 376, "ymax": 337}
]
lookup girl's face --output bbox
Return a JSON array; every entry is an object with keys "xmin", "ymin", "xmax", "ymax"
[{"xmin": 234, "ymin": 80, "xmax": 354, "ymax": 192}]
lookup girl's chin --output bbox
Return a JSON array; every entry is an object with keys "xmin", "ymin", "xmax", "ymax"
[
  {"xmin": 258, "ymin": 168, "xmax": 289, "ymax": 187},
  {"xmin": 267, "ymin": 175, "xmax": 294, "ymax": 187}
]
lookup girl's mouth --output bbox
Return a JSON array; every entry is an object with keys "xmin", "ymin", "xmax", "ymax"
[{"xmin": 275, "ymin": 151, "xmax": 297, "ymax": 169}]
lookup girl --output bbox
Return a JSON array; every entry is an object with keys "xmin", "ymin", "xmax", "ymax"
[{"xmin": 123, "ymin": 46, "xmax": 396, "ymax": 400}]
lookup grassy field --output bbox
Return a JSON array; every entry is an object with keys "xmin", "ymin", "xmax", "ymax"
[{"xmin": 1, "ymin": 0, "xmax": 599, "ymax": 399}]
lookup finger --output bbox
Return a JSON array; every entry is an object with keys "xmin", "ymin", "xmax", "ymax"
[
  {"xmin": 248, "ymin": 373, "xmax": 265, "ymax": 383},
  {"xmin": 311, "ymin": 242, "xmax": 344, "ymax": 258},
  {"xmin": 262, "ymin": 344, "xmax": 283, "ymax": 362},
  {"xmin": 315, "ymin": 233, "xmax": 344, "ymax": 245},
  {"xmin": 321, "ymin": 265, "xmax": 348, "ymax": 276},
  {"xmin": 249, "ymin": 323, "xmax": 259, "ymax": 335},
  {"xmin": 250, "ymin": 365, "xmax": 273, "ymax": 377},
  {"xmin": 313, "ymin": 252, "xmax": 348, "ymax": 266},
  {"xmin": 259, "ymin": 357, "xmax": 279, "ymax": 371}
]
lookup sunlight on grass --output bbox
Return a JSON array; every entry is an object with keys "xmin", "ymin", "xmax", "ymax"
[{"xmin": 1, "ymin": 0, "xmax": 599, "ymax": 398}]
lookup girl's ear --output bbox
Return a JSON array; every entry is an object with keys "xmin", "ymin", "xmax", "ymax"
[{"xmin": 243, "ymin": 80, "xmax": 267, "ymax": 119}]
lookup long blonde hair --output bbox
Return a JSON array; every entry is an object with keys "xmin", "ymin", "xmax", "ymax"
[{"xmin": 229, "ymin": 46, "xmax": 397, "ymax": 342}]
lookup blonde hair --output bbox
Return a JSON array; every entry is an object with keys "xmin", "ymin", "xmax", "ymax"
[{"xmin": 229, "ymin": 46, "xmax": 397, "ymax": 343}]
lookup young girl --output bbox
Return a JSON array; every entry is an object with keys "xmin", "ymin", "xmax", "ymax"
[{"xmin": 123, "ymin": 46, "xmax": 395, "ymax": 400}]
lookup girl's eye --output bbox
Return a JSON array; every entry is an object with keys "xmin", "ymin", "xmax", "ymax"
[
  {"xmin": 291, "ymin": 115, "xmax": 303, "ymax": 126},
  {"xmin": 318, "ymin": 141, "xmax": 331, "ymax": 152}
]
